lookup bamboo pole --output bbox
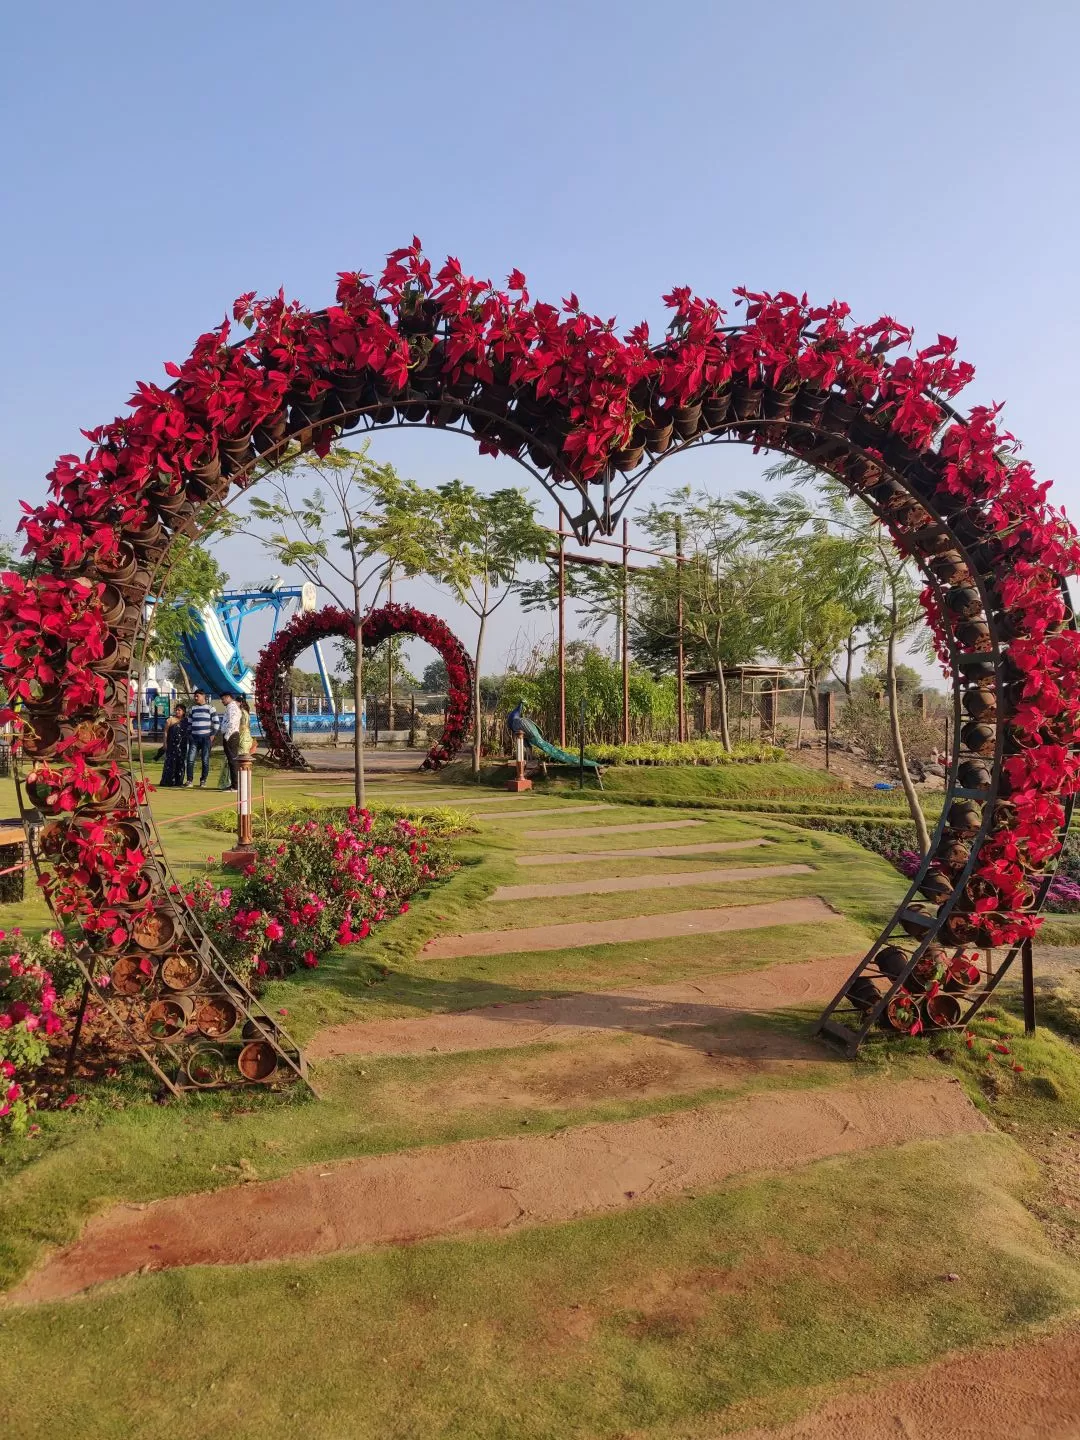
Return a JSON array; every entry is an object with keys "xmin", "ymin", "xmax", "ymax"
[{"xmin": 675, "ymin": 517, "xmax": 685, "ymax": 743}]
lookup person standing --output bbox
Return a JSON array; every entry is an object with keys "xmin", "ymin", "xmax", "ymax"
[
  {"xmin": 159, "ymin": 705, "xmax": 190, "ymax": 787},
  {"xmin": 220, "ymin": 692, "xmax": 242, "ymax": 790},
  {"xmin": 185, "ymin": 691, "xmax": 215, "ymax": 788}
]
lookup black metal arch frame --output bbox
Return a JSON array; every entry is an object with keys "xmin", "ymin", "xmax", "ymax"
[{"xmin": 14, "ymin": 318, "xmax": 1076, "ymax": 1095}]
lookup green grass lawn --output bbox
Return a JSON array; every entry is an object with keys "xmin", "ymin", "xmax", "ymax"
[{"xmin": 3, "ymin": 762, "xmax": 1080, "ymax": 1437}]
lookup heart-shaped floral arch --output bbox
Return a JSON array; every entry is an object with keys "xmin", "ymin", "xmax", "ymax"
[
  {"xmin": 4, "ymin": 238, "xmax": 1079, "ymax": 1090},
  {"xmin": 254, "ymin": 602, "xmax": 472, "ymax": 771}
]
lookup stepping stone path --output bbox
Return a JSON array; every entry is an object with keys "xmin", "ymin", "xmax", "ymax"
[
  {"xmin": 422, "ymin": 896, "xmax": 838, "ymax": 959},
  {"xmin": 517, "ymin": 837, "xmax": 771, "ymax": 867},
  {"xmin": 6, "ymin": 1078, "xmax": 985, "ymax": 1304},
  {"xmin": 309, "ymin": 953, "xmax": 862, "ymax": 1060},
  {"xmin": 490, "ymin": 863, "xmax": 813, "ymax": 902},
  {"xmin": 524, "ymin": 818, "xmax": 706, "ymax": 839}
]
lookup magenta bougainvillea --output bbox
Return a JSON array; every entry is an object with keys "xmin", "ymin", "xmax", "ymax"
[
  {"xmin": 254, "ymin": 602, "xmax": 472, "ymax": 771},
  {"xmin": 1, "ymin": 239, "xmax": 1077, "ymax": 1062}
]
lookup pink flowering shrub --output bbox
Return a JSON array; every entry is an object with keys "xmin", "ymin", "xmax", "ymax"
[
  {"xmin": 0, "ymin": 929, "xmax": 69, "ymax": 1135},
  {"xmin": 179, "ymin": 807, "xmax": 453, "ymax": 982}
]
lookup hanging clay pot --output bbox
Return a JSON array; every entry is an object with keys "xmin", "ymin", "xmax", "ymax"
[
  {"xmin": 944, "ymin": 586, "xmax": 983, "ymax": 620},
  {"xmin": 962, "ymin": 687, "xmax": 997, "ymax": 721},
  {"xmin": 702, "ymin": 390, "xmax": 732, "ymax": 428},
  {"xmin": 160, "ymin": 950, "xmax": 207, "ymax": 992},
  {"xmin": 875, "ymin": 944, "xmax": 913, "ymax": 980},
  {"xmin": 237, "ymin": 1040, "xmax": 279, "ymax": 1083},
  {"xmin": 132, "ymin": 908, "xmax": 179, "ymax": 954},
  {"xmin": 195, "ymin": 994, "xmax": 241, "ymax": 1038},
  {"xmin": 960, "ymin": 722, "xmax": 996, "ymax": 757},
  {"xmin": 185, "ymin": 1045, "xmax": 229, "ymax": 1089},
  {"xmin": 957, "ymin": 759, "xmax": 992, "ymax": 789},
  {"xmin": 672, "ymin": 401, "xmax": 704, "ymax": 439},
  {"xmin": 947, "ymin": 799, "xmax": 983, "ymax": 835},
  {"xmin": 900, "ymin": 903, "xmax": 939, "ymax": 938},
  {"xmin": 731, "ymin": 384, "xmax": 763, "ymax": 421},
  {"xmin": 926, "ymin": 992, "xmax": 963, "ymax": 1028},
  {"xmin": 144, "ymin": 995, "xmax": 193, "ymax": 1041},
  {"xmin": 791, "ymin": 386, "xmax": 827, "ymax": 427},
  {"xmin": 110, "ymin": 953, "xmax": 154, "ymax": 996}
]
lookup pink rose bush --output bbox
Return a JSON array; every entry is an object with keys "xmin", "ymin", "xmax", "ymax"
[{"xmin": 178, "ymin": 807, "xmax": 452, "ymax": 982}]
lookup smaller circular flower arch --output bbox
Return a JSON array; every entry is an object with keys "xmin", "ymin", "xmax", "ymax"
[{"xmin": 255, "ymin": 602, "xmax": 473, "ymax": 771}]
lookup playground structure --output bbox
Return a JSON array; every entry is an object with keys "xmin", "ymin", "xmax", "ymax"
[
  {"xmin": 5, "ymin": 246, "xmax": 1078, "ymax": 1097},
  {"xmin": 254, "ymin": 602, "xmax": 473, "ymax": 772},
  {"xmin": 165, "ymin": 581, "xmax": 334, "ymax": 708},
  {"xmin": 507, "ymin": 702, "xmax": 603, "ymax": 785}
]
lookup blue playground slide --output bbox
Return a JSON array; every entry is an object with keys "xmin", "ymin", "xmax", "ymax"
[{"xmin": 180, "ymin": 604, "xmax": 254, "ymax": 697}]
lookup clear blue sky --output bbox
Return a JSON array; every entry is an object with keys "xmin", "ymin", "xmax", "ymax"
[{"xmin": 4, "ymin": 0, "xmax": 1078, "ymax": 676}]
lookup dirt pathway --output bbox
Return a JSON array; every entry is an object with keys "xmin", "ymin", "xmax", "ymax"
[
  {"xmin": 727, "ymin": 1321, "xmax": 1080, "ymax": 1439},
  {"xmin": 422, "ymin": 896, "xmax": 837, "ymax": 959},
  {"xmin": 517, "ymin": 838, "xmax": 771, "ymax": 867},
  {"xmin": 308, "ymin": 953, "xmax": 863, "ymax": 1060},
  {"xmin": 6, "ymin": 1078, "xmax": 984, "ymax": 1306},
  {"xmin": 490, "ymin": 864, "xmax": 813, "ymax": 902}
]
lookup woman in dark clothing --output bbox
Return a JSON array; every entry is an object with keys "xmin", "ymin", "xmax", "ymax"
[{"xmin": 160, "ymin": 705, "xmax": 191, "ymax": 787}]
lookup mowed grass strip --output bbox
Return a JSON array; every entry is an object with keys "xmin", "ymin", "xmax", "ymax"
[
  {"xmin": 489, "ymin": 863, "xmax": 814, "ymax": 902},
  {"xmin": 1, "ymin": 1135, "xmax": 1076, "ymax": 1440}
]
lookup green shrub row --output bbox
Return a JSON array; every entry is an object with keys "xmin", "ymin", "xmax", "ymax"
[
  {"xmin": 202, "ymin": 799, "xmax": 474, "ymax": 841},
  {"xmin": 583, "ymin": 740, "xmax": 783, "ymax": 766}
]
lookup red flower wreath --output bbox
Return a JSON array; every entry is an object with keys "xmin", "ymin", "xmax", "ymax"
[{"xmin": 254, "ymin": 603, "xmax": 472, "ymax": 771}]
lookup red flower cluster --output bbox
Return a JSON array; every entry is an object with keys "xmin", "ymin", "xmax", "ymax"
[
  {"xmin": 0, "ymin": 239, "xmax": 1075, "ymax": 1042},
  {"xmin": 253, "ymin": 602, "xmax": 472, "ymax": 771}
]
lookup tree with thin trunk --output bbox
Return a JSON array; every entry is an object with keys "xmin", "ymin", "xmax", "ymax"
[
  {"xmin": 736, "ymin": 470, "xmax": 933, "ymax": 852},
  {"xmin": 245, "ymin": 444, "xmax": 397, "ymax": 810},
  {"xmin": 636, "ymin": 489, "xmax": 775, "ymax": 751},
  {"xmin": 357, "ymin": 477, "xmax": 549, "ymax": 777}
]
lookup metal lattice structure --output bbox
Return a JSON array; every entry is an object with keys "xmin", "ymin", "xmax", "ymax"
[{"xmin": 8, "ymin": 266, "xmax": 1077, "ymax": 1094}]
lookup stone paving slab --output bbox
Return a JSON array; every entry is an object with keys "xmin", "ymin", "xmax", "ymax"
[{"xmin": 516, "ymin": 838, "xmax": 771, "ymax": 867}]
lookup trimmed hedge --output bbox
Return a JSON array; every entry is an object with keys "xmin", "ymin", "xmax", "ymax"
[{"xmin": 583, "ymin": 740, "xmax": 783, "ymax": 766}]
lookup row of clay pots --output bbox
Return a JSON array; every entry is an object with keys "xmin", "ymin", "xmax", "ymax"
[{"xmin": 142, "ymin": 990, "xmax": 244, "ymax": 1041}]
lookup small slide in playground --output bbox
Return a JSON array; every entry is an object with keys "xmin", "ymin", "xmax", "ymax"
[{"xmin": 510, "ymin": 707, "xmax": 603, "ymax": 781}]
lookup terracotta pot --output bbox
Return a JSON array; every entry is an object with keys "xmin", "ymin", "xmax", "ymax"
[
  {"xmin": 731, "ymin": 384, "xmax": 763, "ymax": 421},
  {"xmin": 672, "ymin": 401, "xmax": 704, "ymax": 439},
  {"xmin": 610, "ymin": 444, "xmax": 645, "ymax": 473},
  {"xmin": 927, "ymin": 551, "xmax": 969, "ymax": 585},
  {"xmin": 791, "ymin": 386, "xmax": 827, "ymax": 427},
  {"xmin": 956, "ymin": 619, "xmax": 991, "ymax": 652},
  {"xmin": 937, "ymin": 838, "xmax": 971, "ymax": 873},
  {"xmin": 945, "ymin": 958, "xmax": 982, "ymax": 993},
  {"xmin": 919, "ymin": 871, "xmax": 954, "ymax": 904},
  {"xmin": 21, "ymin": 715, "xmax": 61, "ymax": 759},
  {"xmin": 947, "ymin": 800, "xmax": 983, "ymax": 835},
  {"xmin": 823, "ymin": 394, "xmax": 858, "ymax": 432},
  {"xmin": 94, "ymin": 542, "xmax": 138, "ymax": 586},
  {"xmin": 762, "ymin": 388, "xmax": 796, "ymax": 423},
  {"xmin": 196, "ymin": 994, "xmax": 241, "ymax": 1038},
  {"xmin": 110, "ymin": 871, "xmax": 155, "ymax": 909},
  {"xmin": 144, "ymin": 995, "xmax": 193, "ymax": 1041},
  {"xmin": 185, "ymin": 1045, "xmax": 229, "ymax": 1089},
  {"xmin": 875, "ymin": 944, "xmax": 913, "ymax": 980},
  {"xmin": 237, "ymin": 1040, "xmax": 279, "ymax": 1083},
  {"xmin": 957, "ymin": 759, "xmax": 992, "ymax": 789},
  {"xmin": 944, "ymin": 586, "xmax": 983, "ymax": 620},
  {"xmin": 900, "ymin": 903, "xmax": 939, "ymax": 938},
  {"xmin": 328, "ymin": 370, "xmax": 366, "ymax": 410},
  {"xmin": 159, "ymin": 950, "xmax": 206, "ymax": 991},
  {"xmin": 926, "ymin": 992, "xmax": 963, "ymax": 1028},
  {"xmin": 96, "ymin": 914, "xmax": 133, "ymax": 955},
  {"xmin": 110, "ymin": 953, "xmax": 154, "ymax": 996},
  {"xmin": 848, "ymin": 976, "xmax": 882, "ymax": 1012},
  {"xmin": 919, "ymin": 523, "xmax": 956, "ymax": 557},
  {"xmin": 241, "ymin": 1016, "xmax": 282, "ymax": 1043},
  {"xmin": 702, "ymin": 390, "xmax": 732, "ymax": 428},
  {"xmin": 253, "ymin": 413, "xmax": 289, "ymax": 454},
  {"xmin": 956, "ymin": 654, "xmax": 995, "ymax": 684},
  {"xmin": 886, "ymin": 993, "xmax": 922, "ymax": 1032},
  {"xmin": 132, "ymin": 908, "xmax": 179, "ymax": 954},
  {"xmin": 962, "ymin": 687, "xmax": 997, "ymax": 721},
  {"xmin": 59, "ymin": 719, "xmax": 127, "ymax": 762},
  {"xmin": 960, "ymin": 722, "xmax": 996, "ymax": 757},
  {"xmin": 642, "ymin": 419, "xmax": 673, "ymax": 453}
]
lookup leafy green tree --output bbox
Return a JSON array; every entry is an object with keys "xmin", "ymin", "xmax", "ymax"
[
  {"xmin": 421, "ymin": 659, "xmax": 449, "ymax": 693},
  {"xmin": 245, "ymin": 444, "xmax": 395, "ymax": 807},
  {"xmin": 359, "ymin": 477, "xmax": 548, "ymax": 775},
  {"xmin": 635, "ymin": 489, "xmax": 782, "ymax": 751},
  {"xmin": 736, "ymin": 470, "xmax": 933, "ymax": 852}
]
